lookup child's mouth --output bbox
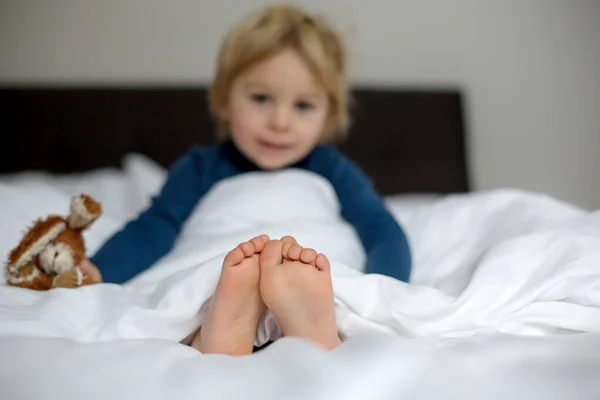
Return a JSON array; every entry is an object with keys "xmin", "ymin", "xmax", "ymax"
[{"xmin": 258, "ymin": 140, "xmax": 291, "ymax": 151}]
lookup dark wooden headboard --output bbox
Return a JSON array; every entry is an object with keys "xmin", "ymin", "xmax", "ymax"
[{"xmin": 0, "ymin": 87, "xmax": 469, "ymax": 195}]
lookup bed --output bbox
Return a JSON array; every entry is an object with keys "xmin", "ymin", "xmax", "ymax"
[
  {"xmin": 0, "ymin": 86, "xmax": 469, "ymax": 194},
  {"xmin": 0, "ymin": 87, "xmax": 599, "ymax": 399}
]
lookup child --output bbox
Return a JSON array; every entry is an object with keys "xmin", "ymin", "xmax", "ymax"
[{"xmin": 80, "ymin": 4, "xmax": 412, "ymax": 354}]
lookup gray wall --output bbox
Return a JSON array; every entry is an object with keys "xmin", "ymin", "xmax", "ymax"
[{"xmin": 1, "ymin": 0, "xmax": 599, "ymax": 209}]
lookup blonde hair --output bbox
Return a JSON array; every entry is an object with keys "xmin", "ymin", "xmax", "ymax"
[{"xmin": 209, "ymin": 4, "xmax": 350, "ymax": 142}]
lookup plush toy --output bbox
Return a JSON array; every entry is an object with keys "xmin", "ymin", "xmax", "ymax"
[{"xmin": 4, "ymin": 194, "xmax": 102, "ymax": 290}]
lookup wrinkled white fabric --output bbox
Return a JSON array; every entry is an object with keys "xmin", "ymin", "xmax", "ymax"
[{"xmin": 0, "ymin": 156, "xmax": 599, "ymax": 399}]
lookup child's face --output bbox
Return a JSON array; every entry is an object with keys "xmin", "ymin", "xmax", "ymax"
[{"xmin": 221, "ymin": 48, "xmax": 329, "ymax": 170}]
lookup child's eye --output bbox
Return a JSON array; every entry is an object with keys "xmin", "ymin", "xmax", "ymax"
[
  {"xmin": 251, "ymin": 93, "xmax": 270, "ymax": 104},
  {"xmin": 295, "ymin": 101, "xmax": 315, "ymax": 112}
]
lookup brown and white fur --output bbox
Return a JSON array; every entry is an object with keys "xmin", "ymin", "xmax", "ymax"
[{"xmin": 4, "ymin": 194, "xmax": 102, "ymax": 290}]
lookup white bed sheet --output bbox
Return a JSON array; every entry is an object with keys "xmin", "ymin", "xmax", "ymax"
[{"xmin": 1, "ymin": 154, "xmax": 599, "ymax": 400}]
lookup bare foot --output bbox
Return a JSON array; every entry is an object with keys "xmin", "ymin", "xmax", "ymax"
[
  {"xmin": 191, "ymin": 234, "xmax": 269, "ymax": 356},
  {"xmin": 259, "ymin": 236, "xmax": 341, "ymax": 350}
]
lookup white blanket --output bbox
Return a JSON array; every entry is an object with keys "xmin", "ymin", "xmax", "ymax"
[{"xmin": 1, "ymin": 156, "xmax": 599, "ymax": 399}]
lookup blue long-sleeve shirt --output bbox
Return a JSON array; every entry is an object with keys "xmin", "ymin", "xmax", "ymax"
[{"xmin": 91, "ymin": 140, "xmax": 411, "ymax": 283}]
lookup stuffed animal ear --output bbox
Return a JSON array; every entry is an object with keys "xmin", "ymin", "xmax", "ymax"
[
  {"xmin": 5, "ymin": 263, "xmax": 54, "ymax": 290},
  {"xmin": 67, "ymin": 194, "xmax": 102, "ymax": 230},
  {"xmin": 4, "ymin": 216, "xmax": 66, "ymax": 291},
  {"xmin": 5, "ymin": 216, "xmax": 66, "ymax": 275}
]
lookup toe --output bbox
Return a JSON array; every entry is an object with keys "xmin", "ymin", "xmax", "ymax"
[
  {"xmin": 287, "ymin": 244, "xmax": 303, "ymax": 261},
  {"xmin": 300, "ymin": 248, "xmax": 318, "ymax": 264},
  {"xmin": 223, "ymin": 247, "xmax": 245, "ymax": 267},
  {"xmin": 238, "ymin": 241, "xmax": 255, "ymax": 257},
  {"xmin": 282, "ymin": 241, "xmax": 293, "ymax": 259},
  {"xmin": 315, "ymin": 253, "xmax": 331, "ymax": 272},
  {"xmin": 259, "ymin": 240, "xmax": 284, "ymax": 269},
  {"xmin": 280, "ymin": 235, "xmax": 298, "ymax": 244},
  {"xmin": 250, "ymin": 235, "xmax": 269, "ymax": 252}
]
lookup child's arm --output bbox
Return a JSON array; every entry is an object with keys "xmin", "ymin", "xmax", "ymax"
[
  {"xmin": 308, "ymin": 147, "xmax": 412, "ymax": 282},
  {"xmin": 90, "ymin": 149, "xmax": 210, "ymax": 283}
]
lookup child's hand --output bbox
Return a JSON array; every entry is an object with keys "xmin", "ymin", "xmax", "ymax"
[{"xmin": 79, "ymin": 259, "xmax": 103, "ymax": 284}]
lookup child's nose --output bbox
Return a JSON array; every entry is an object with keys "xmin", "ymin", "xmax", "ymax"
[{"xmin": 269, "ymin": 106, "xmax": 290, "ymax": 132}]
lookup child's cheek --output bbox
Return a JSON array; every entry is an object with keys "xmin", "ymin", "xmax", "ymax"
[{"xmin": 231, "ymin": 108, "xmax": 262, "ymax": 139}]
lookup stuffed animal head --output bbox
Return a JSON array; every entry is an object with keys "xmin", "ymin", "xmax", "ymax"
[
  {"xmin": 4, "ymin": 194, "xmax": 102, "ymax": 290},
  {"xmin": 38, "ymin": 232, "xmax": 83, "ymax": 276}
]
